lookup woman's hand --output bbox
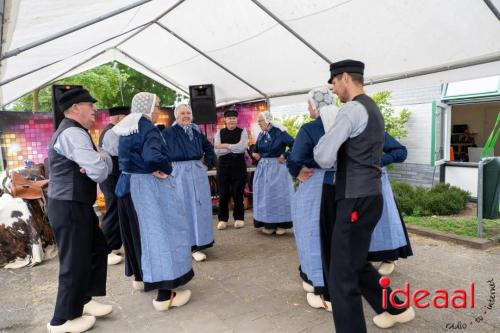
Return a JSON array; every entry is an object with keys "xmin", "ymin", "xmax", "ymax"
[
  {"xmin": 297, "ymin": 167, "xmax": 314, "ymax": 182},
  {"xmin": 278, "ymin": 154, "xmax": 286, "ymax": 163},
  {"xmin": 252, "ymin": 153, "xmax": 261, "ymax": 161},
  {"xmin": 152, "ymin": 171, "xmax": 169, "ymax": 179}
]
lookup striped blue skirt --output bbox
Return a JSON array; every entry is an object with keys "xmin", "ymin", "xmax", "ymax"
[
  {"xmin": 292, "ymin": 169, "xmax": 325, "ymax": 291},
  {"xmin": 368, "ymin": 169, "xmax": 412, "ymax": 260},
  {"xmin": 172, "ymin": 160, "xmax": 214, "ymax": 251},
  {"xmin": 130, "ymin": 174, "xmax": 193, "ymax": 286},
  {"xmin": 253, "ymin": 158, "xmax": 294, "ymax": 228}
]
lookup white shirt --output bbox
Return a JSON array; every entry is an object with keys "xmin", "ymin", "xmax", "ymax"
[
  {"xmin": 54, "ymin": 127, "xmax": 112, "ymax": 183},
  {"xmin": 214, "ymin": 128, "xmax": 249, "ymax": 156},
  {"xmin": 313, "ymin": 101, "xmax": 368, "ymax": 169}
]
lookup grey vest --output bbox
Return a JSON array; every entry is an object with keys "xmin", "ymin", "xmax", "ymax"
[
  {"xmin": 48, "ymin": 118, "xmax": 97, "ymax": 204},
  {"xmin": 335, "ymin": 94, "xmax": 384, "ymax": 199}
]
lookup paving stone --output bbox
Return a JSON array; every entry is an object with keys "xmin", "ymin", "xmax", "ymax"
[{"xmin": 0, "ymin": 213, "xmax": 498, "ymax": 332}]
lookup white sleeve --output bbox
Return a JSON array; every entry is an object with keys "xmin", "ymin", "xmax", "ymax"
[
  {"xmin": 54, "ymin": 127, "xmax": 112, "ymax": 183},
  {"xmin": 313, "ymin": 102, "xmax": 368, "ymax": 168},
  {"xmin": 214, "ymin": 130, "xmax": 230, "ymax": 156},
  {"xmin": 229, "ymin": 130, "xmax": 249, "ymax": 153},
  {"xmin": 101, "ymin": 129, "xmax": 119, "ymax": 156}
]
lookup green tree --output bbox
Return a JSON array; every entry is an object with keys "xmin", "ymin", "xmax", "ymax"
[
  {"xmin": 280, "ymin": 90, "xmax": 410, "ymax": 139},
  {"xmin": 116, "ymin": 63, "xmax": 176, "ymax": 106},
  {"xmin": 371, "ymin": 91, "xmax": 411, "ymax": 139},
  {"xmin": 7, "ymin": 62, "xmax": 176, "ymax": 112},
  {"xmin": 280, "ymin": 114, "xmax": 312, "ymax": 138}
]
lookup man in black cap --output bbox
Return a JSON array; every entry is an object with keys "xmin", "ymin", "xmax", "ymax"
[
  {"xmin": 313, "ymin": 60, "xmax": 415, "ymax": 332},
  {"xmin": 214, "ymin": 107, "xmax": 249, "ymax": 230},
  {"xmin": 47, "ymin": 87, "xmax": 113, "ymax": 333},
  {"xmin": 98, "ymin": 106, "xmax": 130, "ymax": 266}
]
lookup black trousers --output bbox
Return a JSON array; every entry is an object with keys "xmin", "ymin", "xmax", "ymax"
[
  {"xmin": 216, "ymin": 169, "xmax": 247, "ymax": 221},
  {"xmin": 319, "ymin": 184, "xmax": 336, "ymax": 301},
  {"xmin": 48, "ymin": 199, "xmax": 107, "ymax": 320},
  {"xmin": 117, "ymin": 194, "xmax": 143, "ymax": 282},
  {"xmin": 100, "ymin": 174, "xmax": 122, "ymax": 251},
  {"xmin": 326, "ymin": 194, "xmax": 404, "ymax": 333}
]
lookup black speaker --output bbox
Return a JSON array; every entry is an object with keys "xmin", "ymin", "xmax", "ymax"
[
  {"xmin": 51, "ymin": 84, "xmax": 82, "ymax": 129},
  {"xmin": 189, "ymin": 84, "xmax": 216, "ymax": 124}
]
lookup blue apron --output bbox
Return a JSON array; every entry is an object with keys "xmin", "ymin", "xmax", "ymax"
[
  {"xmin": 172, "ymin": 160, "xmax": 214, "ymax": 249},
  {"xmin": 292, "ymin": 169, "xmax": 325, "ymax": 289},
  {"xmin": 369, "ymin": 169, "xmax": 408, "ymax": 252},
  {"xmin": 130, "ymin": 174, "xmax": 192, "ymax": 283},
  {"xmin": 253, "ymin": 157, "xmax": 294, "ymax": 224}
]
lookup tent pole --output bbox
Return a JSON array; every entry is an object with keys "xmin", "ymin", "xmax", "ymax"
[
  {"xmin": 1, "ymin": 0, "xmax": 152, "ymax": 60},
  {"xmin": 1, "ymin": 49, "xmax": 108, "ymax": 107},
  {"xmin": 250, "ymin": 0, "xmax": 331, "ymax": 64},
  {"xmin": 1, "ymin": 0, "xmax": 186, "ymax": 87},
  {"xmin": 114, "ymin": 48, "xmax": 189, "ymax": 95},
  {"xmin": 115, "ymin": 0, "xmax": 186, "ymax": 49},
  {"xmin": 0, "ymin": 0, "xmax": 5, "ymax": 57},
  {"xmin": 483, "ymin": 0, "xmax": 500, "ymax": 20},
  {"xmin": 365, "ymin": 53, "xmax": 500, "ymax": 85},
  {"xmin": 0, "ymin": 22, "xmax": 150, "ymax": 87},
  {"xmin": 261, "ymin": 52, "xmax": 500, "ymax": 98},
  {"xmin": 155, "ymin": 22, "xmax": 267, "ymax": 98}
]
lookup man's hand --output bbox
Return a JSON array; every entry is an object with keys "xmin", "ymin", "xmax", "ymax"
[
  {"xmin": 278, "ymin": 154, "xmax": 286, "ymax": 163},
  {"xmin": 297, "ymin": 167, "xmax": 314, "ymax": 182},
  {"xmin": 152, "ymin": 171, "xmax": 169, "ymax": 179},
  {"xmin": 80, "ymin": 167, "xmax": 86, "ymax": 174},
  {"xmin": 252, "ymin": 153, "xmax": 261, "ymax": 161}
]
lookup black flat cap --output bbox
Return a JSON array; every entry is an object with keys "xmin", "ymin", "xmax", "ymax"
[
  {"xmin": 57, "ymin": 87, "xmax": 97, "ymax": 111},
  {"xmin": 224, "ymin": 106, "xmax": 238, "ymax": 117},
  {"xmin": 328, "ymin": 59, "xmax": 365, "ymax": 83},
  {"xmin": 108, "ymin": 106, "xmax": 130, "ymax": 116}
]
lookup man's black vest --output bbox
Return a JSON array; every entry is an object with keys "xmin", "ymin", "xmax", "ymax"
[
  {"xmin": 335, "ymin": 94, "xmax": 384, "ymax": 199},
  {"xmin": 48, "ymin": 118, "xmax": 97, "ymax": 204},
  {"xmin": 218, "ymin": 127, "xmax": 246, "ymax": 171},
  {"xmin": 98, "ymin": 124, "xmax": 120, "ymax": 177}
]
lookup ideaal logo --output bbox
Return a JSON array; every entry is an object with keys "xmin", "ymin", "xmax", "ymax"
[{"xmin": 379, "ymin": 277, "xmax": 496, "ymax": 330}]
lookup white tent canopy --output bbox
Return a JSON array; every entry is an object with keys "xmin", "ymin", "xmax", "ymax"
[{"xmin": 1, "ymin": 0, "xmax": 499, "ymax": 107}]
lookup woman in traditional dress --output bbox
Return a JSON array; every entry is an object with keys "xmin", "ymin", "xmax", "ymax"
[
  {"xmin": 252, "ymin": 112, "xmax": 294, "ymax": 235},
  {"xmin": 287, "ymin": 87, "xmax": 338, "ymax": 311},
  {"xmin": 162, "ymin": 103, "xmax": 215, "ymax": 262},
  {"xmin": 368, "ymin": 133, "xmax": 413, "ymax": 275},
  {"xmin": 113, "ymin": 92, "xmax": 193, "ymax": 311}
]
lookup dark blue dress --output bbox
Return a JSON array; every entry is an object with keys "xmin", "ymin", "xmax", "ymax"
[
  {"xmin": 252, "ymin": 126, "xmax": 295, "ymax": 228},
  {"xmin": 287, "ymin": 118, "xmax": 329, "ymax": 293},
  {"xmin": 162, "ymin": 124, "xmax": 215, "ymax": 251},
  {"xmin": 116, "ymin": 117, "xmax": 193, "ymax": 291}
]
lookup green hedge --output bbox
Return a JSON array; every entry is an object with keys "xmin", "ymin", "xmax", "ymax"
[{"xmin": 391, "ymin": 181, "xmax": 469, "ymax": 216}]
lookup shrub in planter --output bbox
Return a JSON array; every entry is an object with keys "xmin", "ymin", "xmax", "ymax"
[
  {"xmin": 391, "ymin": 181, "xmax": 469, "ymax": 216},
  {"xmin": 413, "ymin": 186, "xmax": 431, "ymax": 216},
  {"xmin": 391, "ymin": 181, "xmax": 415, "ymax": 216},
  {"xmin": 424, "ymin": 183, "xmax": 469, "ymax": 215}
]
